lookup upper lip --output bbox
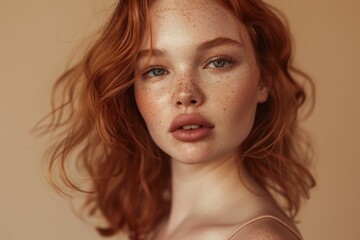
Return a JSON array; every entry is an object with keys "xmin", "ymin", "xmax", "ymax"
[{"xmin": 169, "ymin": 113, "xmax": 214, "ymax": 132}]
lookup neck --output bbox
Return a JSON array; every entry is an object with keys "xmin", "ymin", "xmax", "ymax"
[{"xmin": 167, "ymin": 152, "xmax": 266, "ymax": 230}]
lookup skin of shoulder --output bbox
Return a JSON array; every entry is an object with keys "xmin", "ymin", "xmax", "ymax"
[{"xmin": 229, "ymin": 218, "xmax": 301, "ymax": 240}]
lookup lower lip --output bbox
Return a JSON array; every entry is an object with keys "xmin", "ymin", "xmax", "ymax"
[{"xmin": 171, "ymin": 127, "xmax": 212, "ymax": 142}]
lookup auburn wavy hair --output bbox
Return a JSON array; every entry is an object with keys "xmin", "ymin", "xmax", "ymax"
[{"xmin": 39, "ymin": 0, "xmax": 315, "ymax": 239}]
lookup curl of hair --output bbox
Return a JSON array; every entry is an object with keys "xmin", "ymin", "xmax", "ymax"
[{"xmin": 40, "ymin": 0, "xmax": 315, "ymax": 239}]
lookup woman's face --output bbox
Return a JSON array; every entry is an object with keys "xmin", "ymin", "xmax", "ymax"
[{"xmin": 134, "ymin": 0, "xmax": 268, "ymax": 164}]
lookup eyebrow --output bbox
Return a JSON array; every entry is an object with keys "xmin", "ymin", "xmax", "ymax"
[
  {"xmin": 137, "ymin": 48, "xmax": 167, "ymax": 61},
  {"xmin": 197, "ymin": 37, "xmax": 244, "ymax": 52},
  {"xmin": 137, "ymin": 37, "xmax": 243, "ymax": 60}
]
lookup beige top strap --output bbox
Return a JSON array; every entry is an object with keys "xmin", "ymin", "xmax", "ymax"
[{"xmin": 225, "ymin": 215, "xmax": 303, "ymax": 240}]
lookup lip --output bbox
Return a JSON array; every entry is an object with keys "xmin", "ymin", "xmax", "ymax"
[{"xmin": 169, "ymin": 114, "xmax": 214, "ymax": 142}]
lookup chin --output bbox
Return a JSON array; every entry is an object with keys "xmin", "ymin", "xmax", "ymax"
[
  {"xmin": 165, "ymin": 143, "xmax": 213, "ymax": 165},
  {"xmin": 171, "ymin": 156, "xmax": 211, "ymax": 165},
  {"xmin": 172, "ymin": 156, "xmax": 212, "ymax": 165},
  {"xmin": 169, "ymin": 145, "xmax": 240, "ymax": 166}
]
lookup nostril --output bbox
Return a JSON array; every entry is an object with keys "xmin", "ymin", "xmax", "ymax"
[{"xmin": 175, "ymin": 98, "xmax": 199, "ymax": 106}]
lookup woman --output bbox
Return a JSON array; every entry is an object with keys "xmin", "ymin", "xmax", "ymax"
[{"xmin": 42, "ymin": 0, "xmax": 315, "ymax": 239}]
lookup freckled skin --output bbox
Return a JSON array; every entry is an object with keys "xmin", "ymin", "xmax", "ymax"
[{"xmin": 134, "ymin": 0, "xmax": 269, "ymax": 164}]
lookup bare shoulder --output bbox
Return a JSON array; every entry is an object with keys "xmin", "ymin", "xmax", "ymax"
[{"xmin": 228, "ymin": 217, "xmax": 302, "ymax": 240}]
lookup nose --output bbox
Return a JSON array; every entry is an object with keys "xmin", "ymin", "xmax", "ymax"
[{"xmin": 172, "ymin": 74, "xmax": 204, "ymax": 107}]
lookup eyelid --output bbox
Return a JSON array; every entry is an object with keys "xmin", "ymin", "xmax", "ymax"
[
  {"xmin": 204, "ymin": 55, "xmax": 236, "ymax": 68},
  {"xmin": 139, "ymin": 54, "xmax": 236, "ymax": 77},
  {"xmin": 141, "ymin": 65, "xmax": 169, "ymax": 78}
]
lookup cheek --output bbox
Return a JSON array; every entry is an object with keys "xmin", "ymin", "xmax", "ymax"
[
  {"xmin": 217, "ymin": 77, "xmax": 260, "ymax": 128},
  {"xmin": 235, "ymin": 84, "xmax": 258, "ymax": 116},
  {"xmin": 134, "ymin": 84, "xmax": 165, "ymax": 136}
]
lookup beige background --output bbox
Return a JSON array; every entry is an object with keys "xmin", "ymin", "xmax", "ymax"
[{"xmin": 1, "ymin": 0, "xmax": 359, "ymax": 239}]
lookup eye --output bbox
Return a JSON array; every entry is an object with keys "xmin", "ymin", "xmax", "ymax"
[
  {"xmin": 206, "ymin": 56, "xmax": 235, "ymax": 69},
  {"xmin": 142, "ymin": 67, "xmax": 168, "ymax": 78}
]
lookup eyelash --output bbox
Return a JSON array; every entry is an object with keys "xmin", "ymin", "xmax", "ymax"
[
  {"xmin": 205, "ymin": 55, "xmax": 235, "ymax": 69},
  {"xmin": 142, "ymin": 66, "xmax": 169, "ymax": 78},
  {"xmin": 141, "ymin": 55, "xmax": 236, "ymax": 78}
]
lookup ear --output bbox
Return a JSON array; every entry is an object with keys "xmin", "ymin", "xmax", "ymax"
[{"xmin": 256, "ymin": 81, "xmax": 269, "ymax": 103}]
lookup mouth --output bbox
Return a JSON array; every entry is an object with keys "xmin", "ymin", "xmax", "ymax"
[
  {"xmin": 169, "ymin": 114, "xmax": 214, "ymax": 132},
  {"xmin": 169, "ymin": 114, "xmax": 214, "ymax": 142},
  {"xmin": 181, "ymin": 124, "xmax": 202, "ymax": 130}
]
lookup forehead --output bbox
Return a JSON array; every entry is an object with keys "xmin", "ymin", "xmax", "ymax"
[
  {"xmin": 145, "ymin": 0, "xmax": 247, "ymax": 48},
  {"xmin": 151, "ymin": 0, "xmax": 225, "ymax": 18}
]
